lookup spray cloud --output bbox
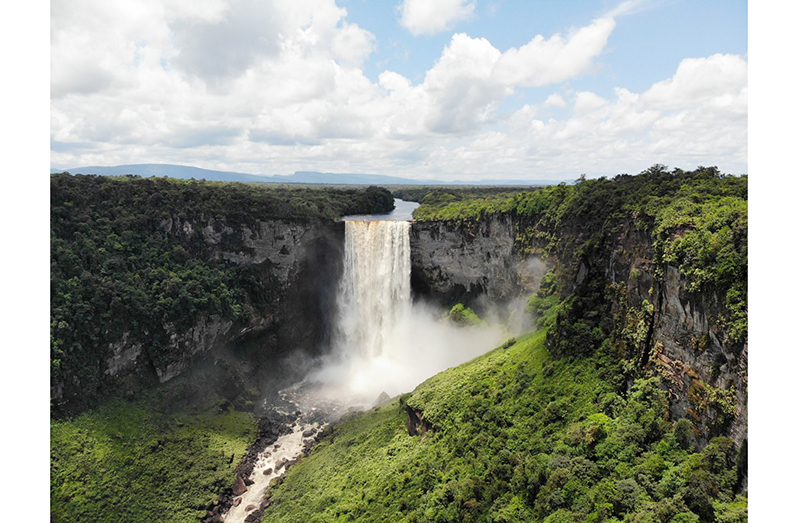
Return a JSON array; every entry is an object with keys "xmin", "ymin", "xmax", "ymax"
[{"xmin": 304, "ymin": 218, "xmax": 506, "ymax": 411}]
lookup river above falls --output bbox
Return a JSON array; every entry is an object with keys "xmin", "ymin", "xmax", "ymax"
[{"xmin": 342, "ymin": 198, "xmax": 419, "ymax": 222}]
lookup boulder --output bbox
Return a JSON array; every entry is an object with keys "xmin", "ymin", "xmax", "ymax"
[{"xmin": 232, "ymin": 474, "xmax": 248, "ymax": 496}]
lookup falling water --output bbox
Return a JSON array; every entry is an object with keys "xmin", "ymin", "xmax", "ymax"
[
  {"xmin": 221, "ymin": 201, "xmax": 502, "ymax": 521},
  {"xmin": 336, "ymin": 220, "xmax": 411, "ymax": 358}
]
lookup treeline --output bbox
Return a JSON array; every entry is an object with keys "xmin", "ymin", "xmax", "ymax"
[
  {"xmin": 50, "ymin": 173, "xmax": 394, "ymax": 413},
  {"xmin": 392, "ymin": 185, "xmax": 539, "ymax": 214}
]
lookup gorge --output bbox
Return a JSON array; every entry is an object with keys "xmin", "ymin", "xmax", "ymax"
[{"xmin": 50, "ymin": 168, "xmax": 748, "ymax": 523}]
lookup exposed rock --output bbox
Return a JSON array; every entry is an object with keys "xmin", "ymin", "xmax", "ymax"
[
  {"xmin": 263, "ymin": 468, "xmax": 273, "ymax": 475},
  {"xmin": 104, "ymin": 333, "xmax": 143, "ymax": 377},
  {"xmin": 302, "ymin": 427, "xmax": 317, "ymax": 438},
  {"xmin": 232, "ymin": 475, "xmax": 248, "ymax": 496},
  {"xmin": 411, "ymin": 215, "xmax": 542, "ymax": 305},
  {"xmin": 405, "ymin": 404, "xmax": 433, "ymax": 438},
  {"xmin": 372, "ymin": 391, "xmax": 391, "ymax": 408}
]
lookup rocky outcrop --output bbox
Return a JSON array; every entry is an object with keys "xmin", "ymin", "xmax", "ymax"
[
  {"xmin": 412, "ymin": 214, "xmax": 746, "ymax": 450},
  {"xmin": 410, "ymin": 215, "xmax": 547, "ymax": 305},
  {"xmin": 600, "ymin": 222, "xmax": 747, "ymax": 447},
  {"xmin": 649, "ymin": 266, "xmax": 747, "ymax": 446},
  {"xmin": 56, "ymin": 216, "xmax": 345, "ymax": 410},
  {"xmin": 405, "ymin": 404, "xmax": 433, "ymax": 438}
]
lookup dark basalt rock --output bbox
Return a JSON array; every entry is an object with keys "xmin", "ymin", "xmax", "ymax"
[{"xmin": 232, "ymin": 475, "xmax": 248, "ymax": 496}]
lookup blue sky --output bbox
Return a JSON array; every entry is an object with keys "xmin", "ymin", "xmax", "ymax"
[
  {"xmin": 347, "ymin": 1, "xmax": 747, "ymax": 95},
  {"xmin": 49, "ymin": 0, "xmax": 748, "ymax": 180}
]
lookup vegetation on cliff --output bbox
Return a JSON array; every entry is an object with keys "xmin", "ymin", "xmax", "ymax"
[
  {"xmin": 397, "ymin": 186, "xmax": 534, "ymax": 221},
  {"xmin": 50, "ymin": 398, "xmax": 257, "ymax": 523},
  {"xmin": 50, "ymin": 173, "xmax": 394, "ymax": 414},
  {"xmin": 413, "ymin": 167, "xmax": 747, "ymax": 347},
  {"xmin": 265, "ymin": 310, "xmax": 746, "ymax": 522}
]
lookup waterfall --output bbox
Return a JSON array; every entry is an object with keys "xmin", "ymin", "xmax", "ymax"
[
  {"xmin": 336, "ymin": 220, "xmax": 411, "ymax": 358},
  {"xmin": 306, "ymin": 202, "xmax": 501, "ymax": 402}
]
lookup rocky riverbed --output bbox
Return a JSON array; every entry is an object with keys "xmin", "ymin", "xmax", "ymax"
[{"xmin": 202, "ymin": 380, "xmax": 376, "ymax": 523}]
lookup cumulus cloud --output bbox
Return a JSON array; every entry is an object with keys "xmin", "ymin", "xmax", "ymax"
[
  {"xmin": 544, "ymin": 93, "xmax": 567, "ymax": 108},
  {"xmin": 492, "ymin": 18, "xmax": 616, "ymax": 87},
  {"xmin": 50, "ymin": 1, "xmax": 747, "ymax": 180},
  {"xmin": 379, "ymin": 19, "xmax": 615, "ymax": 136},
  {"xmin": 398, "ymin": 0, "xmax": 476, "ymax": 36}
]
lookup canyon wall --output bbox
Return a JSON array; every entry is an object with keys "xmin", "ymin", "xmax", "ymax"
[
  {"xmin": 410, "ymin": 214, "xmax": 545, "ymax": 306},
  {"xmin": 410, "ymin": 215, "xmax": 746, "ymax": 449},
  {"xmin": 52, "ymin": 217, "xmax": 344, "ymax": 411}
]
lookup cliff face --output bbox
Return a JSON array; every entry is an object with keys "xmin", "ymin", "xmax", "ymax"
[
  {"xmin": 411, "ymin": 215, "xmax": 746, "ymax": 448},
  {"xmin": 151, "ymin": 215, "xmax": 344, "ymax": 379},
  {"xmin": 603, "ymin": 222, "xmax": 747, "ymax": 447},
  {"xmin": 410, "ymin": 215, "xmax": 545, "ymax": 305},
  {"xmin": 53, "ymin": 217, "xmax": 344, "ymax": 410}
]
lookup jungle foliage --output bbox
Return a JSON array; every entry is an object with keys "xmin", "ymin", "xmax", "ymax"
[
  {"xmin": 50, "ymin": 173, "xmax": 394, "ymax": 413},
  {"xmin": 413, "ymin": 167, "xmax": 748, "ymax": 347},
  {"xmin": 265, "ymin": 316, "xmax": 746, "ymax": 522},
  {"xmin": 50, "ymin": 398, "xmax": 257, "ymax": 523}
]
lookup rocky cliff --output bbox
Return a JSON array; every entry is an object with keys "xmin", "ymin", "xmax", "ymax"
[
  {"xmin": 150, "ymin": 216, "xmax": 344, "ymax": 381},
  {"xmin": 52, "ymin": 216, "xmax": 344, "ymax": 412},
  {"xmin": 411, "ymin": 213, "xmax": 746, "ymax": 450},
  {"xmin": 410, "ymin": 214, "xmax": 546, "ymax": 306}
]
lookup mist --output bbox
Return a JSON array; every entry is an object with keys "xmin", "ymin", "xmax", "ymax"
[
  {"xmin": 279, "ymin": 218, "xmax": 512, "ymax": 417},
  {"xmin": 302, "ymin": 300, "xmax": 507, "ymax": 410}
]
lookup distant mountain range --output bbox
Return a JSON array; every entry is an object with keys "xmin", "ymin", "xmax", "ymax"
[{"xmin": 51, "ymin": 164, "xmax": 570, "ymax": 186}]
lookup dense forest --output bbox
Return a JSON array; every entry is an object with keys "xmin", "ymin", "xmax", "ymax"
[
  {"xmin": 50, "ymin": 173, "xmax": 394, "ymax": 413},
  {"xmin": 267, "ymin": 322, "xmax": 746, "ymax": 523},
  {"xmin": 412, "ymin": 166, "xmax": 747, "ymax": 346},
  {"xmin": 50, "ymin": 168, "xmax": 746, "ymax": 523},
  {"xmin": 264, "ymin": 167, "xmax": 748, "ymax": 522}
]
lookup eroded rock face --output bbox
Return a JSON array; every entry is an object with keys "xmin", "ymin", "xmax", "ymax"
[
  {"xmin": 603, "ymin": 223, "xmax": 747, "ymax": 447},
  {"xmin": 56, "ymin": 217, "xmax": 345, "ymax": 409},
  {"xmin": 411, "ymin": 214, "xmax": 746, "ymax": 450},
  {"xmin": 650, "ymin": 266, "xmax": 747, "ymax": 446},
  {"xmin": 410, "ymin": 215, "xmax": 544, "ymax": 305}
]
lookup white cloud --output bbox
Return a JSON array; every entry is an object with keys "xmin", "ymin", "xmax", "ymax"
[
  {"xmin": 398, "ymin": 0, "xmax": 476, "ymax": 36},
  {"xmin": 492, "ymin": 18, "xmax": 616, "ymax": 87},
  {"xmin": 50, "ymin": 1, "xmax": 747, "ymax": 180},
  {"xmin": 379, "ymin": 19, "xmax": 616, "ymax": 136},
  {"xmin": 543, "ymin": 93, "xmax": 567, "ymax": 108},
  {"xmin": 643, "ymin": 54, "xmax": 748, "ymax": 111}
]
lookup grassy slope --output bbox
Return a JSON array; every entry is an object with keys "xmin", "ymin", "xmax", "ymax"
[
  {"xmin": 50, "ymin": 400, "xmax": 256, "ymax": 523},
  {"xmin": 265, "ymin": 324, "xmax": 745, "ymax": 523}
]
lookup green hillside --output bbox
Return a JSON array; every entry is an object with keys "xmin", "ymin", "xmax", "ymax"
[
  {"xmin": 266, "ymin": 321, "xmax": 745, "ymax": 523},
  {"xmin": 50, "ymin": 399, "xmax": 257, "ymax": 523}
]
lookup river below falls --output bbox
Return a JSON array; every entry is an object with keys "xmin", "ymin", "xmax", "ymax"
[{"xmin": 220, "ymin": 381, "xmax": 379, "ymax": 523}]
